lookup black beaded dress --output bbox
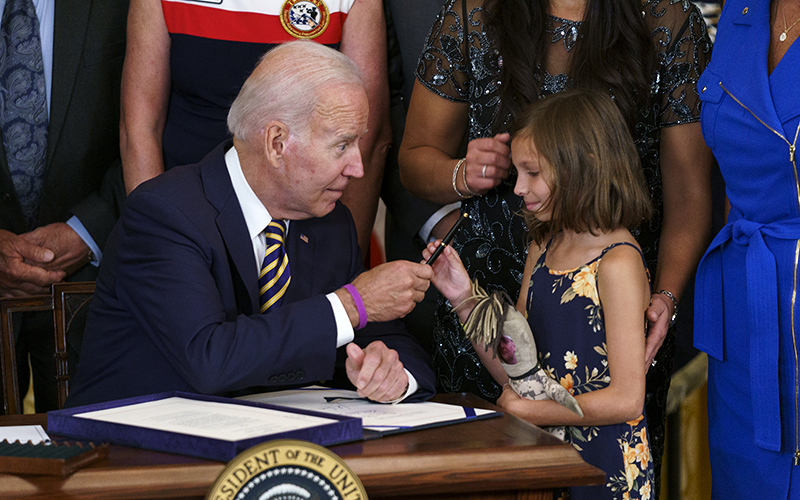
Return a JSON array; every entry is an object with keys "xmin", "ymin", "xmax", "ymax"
[{"xmin": 415, "ymin": 0, "xmax": 710, "ymax": 489}]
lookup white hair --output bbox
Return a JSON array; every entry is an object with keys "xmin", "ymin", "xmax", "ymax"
[{"xmin": 227, "ymin": 41, "xmax": 364, "ymax": 143}]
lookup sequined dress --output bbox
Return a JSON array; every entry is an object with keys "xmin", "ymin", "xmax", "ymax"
[
  {"xmin": 415, "ymin": 0, "xmax": 710, "ymax": 482},
  {"xmin": 528, "ymin": 242, "xmax": 654, "ymax": 499}
]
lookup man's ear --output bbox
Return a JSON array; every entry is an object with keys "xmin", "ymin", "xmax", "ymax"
[{"xmin": 264, "ymin": 121, "xmax": 290, "ymax": 166}]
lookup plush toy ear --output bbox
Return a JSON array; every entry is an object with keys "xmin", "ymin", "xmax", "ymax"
[{"xmin": 461, "ymin": 282, "xmax": 514, "ymax": 355}]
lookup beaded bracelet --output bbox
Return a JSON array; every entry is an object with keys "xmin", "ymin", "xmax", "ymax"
[
  {"xmin": 451, "ymin": 158, "xmax": 470, "ymax": 199},
  {"xmin": 343, "ymin": 284, "xmax": 368, "ymax": 330}
]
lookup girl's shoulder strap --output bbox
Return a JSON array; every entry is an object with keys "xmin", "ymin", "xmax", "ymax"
[
  {"xmin": 534, "ymin": 236, "xmax": 554, "ymax": 267},
  {"xmin": 599, "ymin": 241, "xmax": 649, "ymax": 275}
]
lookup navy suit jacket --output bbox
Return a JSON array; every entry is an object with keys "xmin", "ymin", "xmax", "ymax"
[{"xmin": 66, "ymin": 142, "xmax": 435, "ymax": 407}]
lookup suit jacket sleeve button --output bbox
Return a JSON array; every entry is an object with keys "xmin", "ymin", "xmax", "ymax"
[
  {"xmin": 269, "ymin": 376, "xmax": 279, "ymax": 383},
  {"xmin": 1, "ymin": 192, "xmax": 11, "ymax": 202}
]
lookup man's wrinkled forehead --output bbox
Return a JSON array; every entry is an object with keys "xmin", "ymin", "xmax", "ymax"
[{"xmin": 305, "ymin": 86, "xmax": 368, "ymax": 136}]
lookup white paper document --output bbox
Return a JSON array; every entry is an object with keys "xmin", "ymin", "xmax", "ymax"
[
  {"xmin": 239, "ymin": 387, "xmax": 497, "ymax": 432},
  {"xmin": 0, "ymin": 425, "xmax": 50, "ymax": 445},
  {"xmin": 74, "ymin": 397, "xmax": 339, "ymax": 442}
]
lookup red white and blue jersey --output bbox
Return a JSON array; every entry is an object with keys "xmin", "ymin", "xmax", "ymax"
[{"xmin": 160, "ymin": 0, "xmax": 356, "ymax": 169}]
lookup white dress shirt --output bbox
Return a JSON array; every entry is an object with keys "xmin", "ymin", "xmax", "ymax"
[
  {"xmin": 225, "ymin": 146, "xmax": 355, "ymax": 347},
  {"xmin": 224, "ymin": 146, "xmax": 417, "ymax": 401}
]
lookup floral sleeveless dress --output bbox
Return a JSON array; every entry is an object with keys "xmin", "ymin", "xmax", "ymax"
[{"xmin": 527, "ymin": 242, "xmax": 654, "ymax": 499}]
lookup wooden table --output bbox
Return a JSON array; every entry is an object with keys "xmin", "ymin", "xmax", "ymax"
[{"xmin": 0, "ymin": 394, "xmax": 604, "ymax": 499}]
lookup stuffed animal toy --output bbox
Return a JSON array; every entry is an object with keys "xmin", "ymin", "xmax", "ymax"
[{"xmin": 460, "ymin": 280, "xmax": 584, "ymax": 422}]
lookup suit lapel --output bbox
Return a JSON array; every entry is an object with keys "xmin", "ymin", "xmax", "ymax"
[
  {"xmin": 284, "ymin": 220, "xmax": 314, "ymax": 304},
  {"xmin": 201, "ymin": 144, "xmax": 261, "ymax": 313},
  {"xmin": 48, "ymin": 0, "xmax": 91, "ymax": 165},
  {"xmin": 200, "ymin": 144, "xmax": 319, "ymax": 313}
]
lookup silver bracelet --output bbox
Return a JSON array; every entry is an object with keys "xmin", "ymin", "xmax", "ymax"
[
  {"xmin": 461, "ymin": 157, "xmax": 479, "ymax": 196},
  {"xmin": 655, "ymin": 289, "xmax": 678, "ymax": 327},
  {"xmin": 452, "ymin": 158, "xmax": 470, "ymax": 199}
]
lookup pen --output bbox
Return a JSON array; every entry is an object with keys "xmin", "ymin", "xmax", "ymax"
[{"xmin": 425, "ymin": 212, "xmax": 470, "ymax": 266}]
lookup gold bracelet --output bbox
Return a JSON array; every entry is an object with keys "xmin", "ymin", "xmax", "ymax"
[
  {"xmin": 461, "ymin": 158, "xmax": 479, "ymax": 196},
  {"xmin": 452, "ymin": 158, "xmax": 470, "ymax": 199}
]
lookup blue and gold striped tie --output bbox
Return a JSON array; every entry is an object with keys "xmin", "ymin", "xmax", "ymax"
[{"xmin": 259, "ymin": 220, "xmax": 291, "ymax": 313}]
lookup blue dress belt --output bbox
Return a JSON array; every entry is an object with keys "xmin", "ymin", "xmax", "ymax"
[{"xmin": 695, "ymin": 210, "xmax": 800, "ymax": 451}]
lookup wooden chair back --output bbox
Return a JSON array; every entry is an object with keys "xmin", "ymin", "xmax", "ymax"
[{"xmin": 0, "ymin": 282, "xmax": 95, "ymax": 414}]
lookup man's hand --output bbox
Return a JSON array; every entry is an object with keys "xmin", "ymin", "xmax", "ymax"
[
  {"xmin": 345, "ymin": 341, "xmax": 408, "ymax": 402},
  {"xmin": 21, "ymin": 223, "xmax": 92, "ymax": 276},
  {"xmin": 341, "ymin": 260, "xmax": 431, "ymax": 324},
  {"xmin": 0, "ymin": 228, "xmax": 65, "ymax": 297},
  {"xmin": 645, "ymin": 293, "xmax": 673, "ymax": 370}
]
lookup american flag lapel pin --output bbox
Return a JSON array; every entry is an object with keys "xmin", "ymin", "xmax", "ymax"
[{"xmin": 300, "ymin": 233, "xmax": 309, "ymax": 244}]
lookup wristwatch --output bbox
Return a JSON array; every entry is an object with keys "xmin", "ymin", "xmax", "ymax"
[{"xmin": 655, "ymin": 289, "xmax": 678, "ymax": 327}]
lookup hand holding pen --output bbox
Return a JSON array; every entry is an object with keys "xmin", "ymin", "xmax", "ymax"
[
  {"xmin": 422, "ymin": 213, "xmax": 474, "ymax": 320},
  {"xmin": 425, "ymin": 212, "xmax": 469, "ymax": 265}
]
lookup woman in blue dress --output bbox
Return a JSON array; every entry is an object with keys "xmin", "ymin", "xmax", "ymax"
[{"xmin": 695, "ymin": 0, "xmax": 800, "ymax": 497}]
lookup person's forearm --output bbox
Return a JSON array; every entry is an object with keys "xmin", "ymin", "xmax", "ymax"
[
  {"xmin": 503, "ymin": 384, "xmax": 645, "ymax": 427},
  {"xmin": 399, "ymin": 145, "xmax": 466, "ymax": 203},
  {"xmin": 401, "ymin": 129, "xmax": 511, "ymax": 203},
  {"xmin": 398, "ymin": 81, "xmax": 470, "ymax": 203},
  {"xmin": 471, "ymin": 339, "xmax": 509, "ymax": 386},
  {"xmin": 651, "ymin": 210, "xmax": 711, "ymax": 303},
  {"xmin": 338, "ymin": 0, "xmax": 391, "ymax": 258},
  {"xmin": 121, "ymin": 125, "xmax": 166, "ymax": 194},
  {"xmin": 653, "ymin": 124, "xmax": 714, "ymax": 302},
  {"xmin": 120, "ymin": 0, "xmax": 172, "ymax": 194}
]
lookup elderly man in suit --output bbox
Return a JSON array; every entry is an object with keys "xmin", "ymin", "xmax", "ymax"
[
  {"xmin": 0, "ymin": 0, "xmax": 127, "ymax": 411},
  {"xmin": 66, "ymin": 41, "xmax": 435, "ymax": 407}
]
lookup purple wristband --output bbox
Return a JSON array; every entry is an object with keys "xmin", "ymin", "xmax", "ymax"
[{"xmin": 343, "ymin": 284, "xmax": 368, "ymax": 330}]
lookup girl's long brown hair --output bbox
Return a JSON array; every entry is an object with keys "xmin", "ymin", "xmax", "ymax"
[{"xmin": 514, "ymin": 90, "xmax": 652, "ymax": 245}]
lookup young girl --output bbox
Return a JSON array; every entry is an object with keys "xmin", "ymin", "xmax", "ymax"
[{"xmin": 424, "ymin": 89, "xmax": 654, "ymax": 499}]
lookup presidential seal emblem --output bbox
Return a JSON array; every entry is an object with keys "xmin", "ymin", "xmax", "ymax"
[
  {"xmin": 280, "ymin": 0, "xmax": 330, "ymax": 40},
  {"xmin": 206, "ymin": 440, "xmax": 368, "ymax": 500}
]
